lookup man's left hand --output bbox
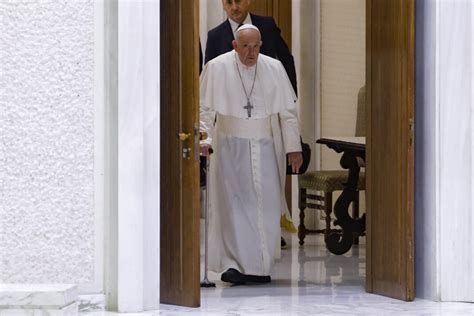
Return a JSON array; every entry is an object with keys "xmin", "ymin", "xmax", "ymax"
[{"xmin": 287, "ymin": 152, "xmax": 303, "ymax": 174}]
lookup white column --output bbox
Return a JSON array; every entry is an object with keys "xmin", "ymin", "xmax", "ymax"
[
  {"xmin": 290, "ymin": 0, "xmax": 321, "ymax": 226},
  {"xmin": 104, "ymin": 0, "xmax": 160, "ymax": 312},
  {"xmin": 438, "ymin": 0, "xmax": 474, "ymax": 302},
  {"xmin": 294, "ymin": 0, "xmax": 320, "ymax": 171},
  {"xmin": 416, "ymin": 0, "xmax": 474, "ymax": 302},
  {"xmin": 414, "ymin": 0, "xmax": 439, "ymax": 301}
]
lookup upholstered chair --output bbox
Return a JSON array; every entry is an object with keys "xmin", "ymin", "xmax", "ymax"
[{"xmin": 297, "ymin": 85, "xmax": 366, "ymax": 246}]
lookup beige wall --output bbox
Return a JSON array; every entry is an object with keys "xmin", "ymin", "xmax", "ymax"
[
  {"xmin": 320, "ymin": 0, "xmax": 366, "ymax": 170},
  {"xmin": 310, "ymin": 0, "xmax": 366, "ymax": 233}
]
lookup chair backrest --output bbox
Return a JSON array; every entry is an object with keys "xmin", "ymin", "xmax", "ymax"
[{"xmin": 355, "ymin": 85, "xmax": 366, "ymax": 137}]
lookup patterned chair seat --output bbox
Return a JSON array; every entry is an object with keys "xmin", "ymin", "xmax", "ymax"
[
  {"xmin": 298, "ymin": 170, "xmax": 365, "ymax": 192},
  {"xmin": 297, "ymin": 170, "xmax": 365, "ymax": 246}
]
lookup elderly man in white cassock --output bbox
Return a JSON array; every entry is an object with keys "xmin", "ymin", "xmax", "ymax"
[{"xmin": 200, "ymin": 24, "xmax": 303, "ymax": 285}]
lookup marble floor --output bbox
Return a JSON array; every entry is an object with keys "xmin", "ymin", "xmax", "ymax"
[{"xmin": 82, "ymin": 233, "xmax": 474, "ymax": 315}]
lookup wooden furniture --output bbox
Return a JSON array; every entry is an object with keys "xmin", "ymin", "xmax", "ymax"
[
  {"xmin": 298, "ymin": 169, "xmax": 365, "ymax": 248},
  {"xmin": 315, "ymin": 138, "xmax": 366, "ymax": 255},
  {"xmin": 298, "ymin": 85, "xmax": 367, "ymax": 249}
]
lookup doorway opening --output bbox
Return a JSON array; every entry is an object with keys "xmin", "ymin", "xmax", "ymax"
[
  {"xmin": 159, "ymin": 0, "xmax": 415, "ymax": 308},
  {"xmin": 198, "ymin": 0, "xmax": 366, "ymax": 299}
]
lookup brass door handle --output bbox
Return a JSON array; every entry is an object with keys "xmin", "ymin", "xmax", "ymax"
[{"xmin": 178, "ymin": 132, "xmax": 191, "ymax": 141}]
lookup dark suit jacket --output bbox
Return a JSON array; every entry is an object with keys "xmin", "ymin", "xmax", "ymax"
[{"xmin": 204, "ymin": 13, "xmax": 297, "ymax": 95}]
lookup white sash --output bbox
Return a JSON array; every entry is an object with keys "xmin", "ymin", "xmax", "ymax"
[{"xmin": 216, "ymin": 114, "xmax": 272, "ymax": 140}]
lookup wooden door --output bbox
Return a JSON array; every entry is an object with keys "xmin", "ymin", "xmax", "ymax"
[
  {"xmin": 366, "ymin": 0, "xmax": 415, "ymax": 301},
  {"xmin": 160, "ymin": 0, "xmax": 200, "ymax": 307},
  {"xmin": 250, "ymin": 0, "xmax": 292, "ymax": 48}
]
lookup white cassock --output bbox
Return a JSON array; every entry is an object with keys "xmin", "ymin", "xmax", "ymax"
[{"xmin": 200, "ymin": 50, "xmax": 301, "ymax": 276}]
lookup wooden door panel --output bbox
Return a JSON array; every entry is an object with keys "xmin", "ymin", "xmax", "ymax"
[
  {"xmin": 250, "ymin": 0, "xmax": 273, "ymax": 15},
  {"xmin": 250, "ymin": 0, "xmax": 292, "ymax": 49},
  {"xmin": 160, "ymin": 0, "xmax": 200, "ymax": 307},
  {"xmin": 366, "ymin": 0, "xmax": 415, "ymax": 301},
  {"xmin": 270, "ymin": 0, "xmax": 292, "ymax": 48}
]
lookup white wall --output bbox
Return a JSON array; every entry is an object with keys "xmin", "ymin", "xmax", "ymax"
[
  {"xmin": 0, "ymin": 0, "xmax": 100, "ymax": 291},
  {"xmin": 416, "ymin": 0, "xmax": 474, "ymax": 302}
]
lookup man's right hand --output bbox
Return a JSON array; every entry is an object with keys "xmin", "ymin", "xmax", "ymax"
[{"xmin": 200, "ymin": 144, "xmax": 213, "ymax": 157}]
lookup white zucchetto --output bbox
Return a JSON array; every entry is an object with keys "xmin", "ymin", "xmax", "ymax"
[{"xmin": 236, "ymin": 24, "xmax": 260, "ymax": 34}]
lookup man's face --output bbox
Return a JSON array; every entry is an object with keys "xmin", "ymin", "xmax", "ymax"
[
  {"xmin": 232, "ymin": 29, "xmax": 261, "ymax": 67},
  {"xmin": 222, "ymin": 0, "xmax": 251, "ymax": 24}
]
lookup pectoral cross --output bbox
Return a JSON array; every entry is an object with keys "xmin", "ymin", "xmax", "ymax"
[{"xmin": 243, "ymin": 101, "xmax": 254, "ymax": 118}]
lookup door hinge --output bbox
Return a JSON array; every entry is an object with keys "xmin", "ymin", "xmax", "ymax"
[{"xmin": 408, "ymin": 118, "xmax": 414, "ymax": 148}]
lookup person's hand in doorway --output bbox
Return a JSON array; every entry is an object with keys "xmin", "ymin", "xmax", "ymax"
[{"xmin": 287, "ymin": 151, "xmax": 303, "ymax": 174}]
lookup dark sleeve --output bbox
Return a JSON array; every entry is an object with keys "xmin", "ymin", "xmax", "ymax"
[
  {"xmin": 199, "ymin": 40, "xmax": 203, "ymax": 74},
  {"xmin": 270, "ymin": 18, "xmax": 298, "ymax": 96},
  {"xmin": 204, "ymin": 31, "xmax": 216, "ymax": 65}
]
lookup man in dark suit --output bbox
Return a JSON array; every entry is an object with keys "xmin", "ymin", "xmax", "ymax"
[{"xmin": 204, "ymin": 0, "xmax": 297, "ymax": 95}]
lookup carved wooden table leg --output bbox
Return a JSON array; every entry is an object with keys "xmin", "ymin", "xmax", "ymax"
[
  {"xmin": 324, "ymin": 192, "xmax": 332, "ymax": 238},
  {"xmin": 298, "ymin": 188, "xmax": 307, "ymax": 245},
  {"xmin": 324, "ymin": 151, "xmax": 366, "ymax": 255}
]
